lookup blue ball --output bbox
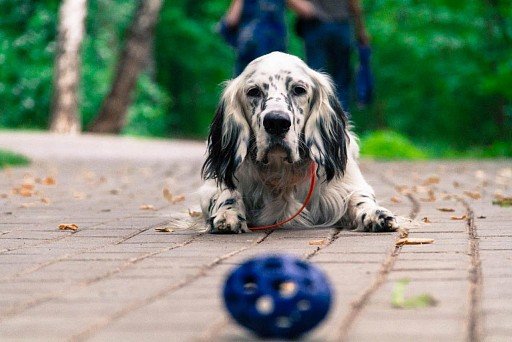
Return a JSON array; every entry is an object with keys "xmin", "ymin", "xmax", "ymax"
[{"xmin": 223, "ymin": 254, "xmax": 333, "ymax": 339}]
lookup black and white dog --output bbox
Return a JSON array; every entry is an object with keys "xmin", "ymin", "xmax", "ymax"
[{"xmin": 200, "ymin": 52, "xmax": 398, "ymax": 234}]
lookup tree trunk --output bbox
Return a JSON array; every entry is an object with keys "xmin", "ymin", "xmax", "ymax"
[
  {"xmin": 89, "ymin": 0, "xmax": 163, "ymax": 134},
  {"xmin": 49, "ymin": 0, "xmax": 87, "ymax": 134}
]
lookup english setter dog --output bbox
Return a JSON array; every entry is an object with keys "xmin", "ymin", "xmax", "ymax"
[{"xmin": 200, "ymin": 52, "xmax": 399, "ymax": 234}]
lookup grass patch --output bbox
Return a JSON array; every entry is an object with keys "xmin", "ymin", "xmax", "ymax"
[
  {"xmin": 0, "ymin": 149, "xmax": 30, "ymax": 169},
  {"xmin": 360, "ymin": 130, "xmax": 428, "ymax": 160},
  {"xmin": 431, "ymin": 141, "xmax": 512, "ymax": 158},
  {"xmin": 359, "ymin": 130, "xmax": 512, "ymax": 159}
]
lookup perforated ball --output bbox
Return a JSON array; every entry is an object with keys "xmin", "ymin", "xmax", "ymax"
[{"xmin": 223, "ymin": 254, "xmax": 333, "ymax": 339}]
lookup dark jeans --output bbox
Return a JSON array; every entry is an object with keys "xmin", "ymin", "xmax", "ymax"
[{"xmin": 304, "ymin": 21, "xmax": 352, "ymax": 111}]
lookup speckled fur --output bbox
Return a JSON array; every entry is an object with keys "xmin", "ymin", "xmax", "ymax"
[{"xmin": 200, "ymin": 52, "xmax": 398, "ymax": 233}]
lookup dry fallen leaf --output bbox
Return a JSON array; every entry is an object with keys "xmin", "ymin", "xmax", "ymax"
[
  {"xmin": 163, "ymin": 187, "xmax": 186, "ymax": 204},
  {"xmin": 40, "ymin": 197, "xmax": 51, "ymax": 204},
  {"xmin": 395, "ymin": 185, "xmax": 411, "ymax": 195},
  {"xmin": 464, "ymin": 191, "xmax": 481, "ymax": 200},
  {"xmin": 18, "ymin": 187, "xmax": 33, "ymax": 197},
  {"xmin": 422, "ymin": 176, "xmax": 440, "ymax": 186},
  {"xmin": 10, "ymin": 182, "xmax": 36, "ymax": 197},
  {"xmin": 413, "ymin": 185, "xmax": 430, "ymax": 194},
  {"xmin": 494, "ymin": 191, "xmax": 506, "ymax": 199},
  {"xmin": 139, "ymin": 204, "xmax": 156, "ymax": 211},
  {"xmin": 155, "ymin": 227, "xmax": 174, "ymax": 233},
  {"xmin": 450, "ymin": 215, "xmax": 467, "ymax": 220},
  {"xmin": 309, "ymin": 239, "xmax": 325, "ymax": 246},
  {"xmin": 188, "ymin": 209, "xmax": 202, "ymax": 218},
  {"xmin": 21, "ymin": 183, "xmax": 34, "ymax": 190},
  {"xmin": 390, "ymin": 196, "xmax": 402, "ymax": 203},
  {"xmin": 59, "ymin": 223, "xmax": 78, "ymax": 231},
  {"xmin": 163, "ymin": 187, "xmax": 173, "ymax": 202},
  {"xmin": 396, "ymin": 238, "xmax": 435, "ymax": 246},
  {"xmin": 398, "ymin": 227, "xmax": 409, "ymax": 239},
  {"xmin": 41, "ymin": 177, "xmax": 56, "ymax": 185},
  {"xmin": 73, "ymin": 192, "xmax": 87, "ymax": 200},
  {"xmin": 171, "ymin": 194, "xmax": 185, "ymax": 204},
  {"xmin": 437, "ymin": 207, "xmax": 455, "ymax": 212},
  {"xmin": 422, "ymin": 217, "xmax": 432, "ymax": 223},
  {"xmin": 420, "ymin": 189, "xmax": 436, "ymax": 202}
]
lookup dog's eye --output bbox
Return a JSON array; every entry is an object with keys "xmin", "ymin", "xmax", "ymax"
[
  {"xmin": 246, "ymin": 87, "xmax": 262, "ymax": 97},
  {"xmin": 292, "ymin": 85, "xmax": 307, "ymax": 96}
]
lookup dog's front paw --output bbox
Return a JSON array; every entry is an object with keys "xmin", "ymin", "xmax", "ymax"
[
  {"xmin": 209, "ymin": 208, "xmax": 249, "ymax": 234},
  {"xmin": 357, "ymin": 207, "xmax": 399, "ymax": 233}
]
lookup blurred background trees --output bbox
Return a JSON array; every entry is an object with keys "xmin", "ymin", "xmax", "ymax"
[
  {"xmin": 0, "ymin": 0, "xmax": 510, "ymax": 156},
  {"xmin": 89, "ymin": 0, "xmax": 163, "ymax": 133}
]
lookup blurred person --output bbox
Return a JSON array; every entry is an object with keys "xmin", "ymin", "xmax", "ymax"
[
  {"xmin": 293, "ymin": 0, "xmax": 370, "ymax": 110},
  {"xmin": 218, "ymin": 0, "xmax": 288, "ymax": 75}
]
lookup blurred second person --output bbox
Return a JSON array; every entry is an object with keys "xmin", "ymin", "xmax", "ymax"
[
  {"xmin": 292, "ymin": 0, "xmax": 370, "ymax": 110},
  {"xmin": 220, "ymin": 0, "xmax": 288, "ymax": 75}
]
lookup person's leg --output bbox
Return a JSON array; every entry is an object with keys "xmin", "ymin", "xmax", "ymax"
[
  {"xmin": 236, "ymin": 21, "xmax": 287, "ymax": 75},
  {"xmin": 328, "ymin": 22, "xmax": 352, "ymax": 111},
  {"xmin": 304, "ymin": 23, "xmax": 328, "ymax": 73}
]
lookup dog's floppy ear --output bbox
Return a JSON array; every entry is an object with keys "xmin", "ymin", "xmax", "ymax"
[
  {"xmin": 202, "ymin": 79, "xmax": 250, "ymax": 189},
  {"xmin": 304, "ymin": 70, "xmax": 348, "ymax": 181}
]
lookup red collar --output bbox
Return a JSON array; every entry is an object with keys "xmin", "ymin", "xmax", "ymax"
[{"xmin": 249, "ymin": 162, "xmax": 317, "ymax": 231}]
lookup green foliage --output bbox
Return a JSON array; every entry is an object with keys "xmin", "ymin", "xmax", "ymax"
[
  {"xmin": 0, "ymin": 0, "xmax": 510, "ymax": 155},
  {"xmin": 123, "ymin": 74, "xmax": 171, "ymax": 137},
  {"xmin": 0, "ymin": 0, "xmax": 168, "ymax": 135},
  {"xmin": 154, "ymin": 0, "xmax": 234, "ymax": 137},
  {"xmin": 421, "ymin": 140, "xmax": 512, "ymax": 158},
  {"xmin": 0, "ymin": 0, "xmax": 59, "ymax": 129},
  {"xmin": 360, "ymin": 130, "xmax": 428, "ymax": 159},
  {"xmin": 80, "ymin": 0, "xmax": 136, "ymax": 127},
  {"xmin": 360, "ymin": 130, "xmax": 512, "ymax": 159},
  {"xmin": 391, "ymin": 279, "xmax": 437, "ymax": 309},
  {"xmin": 153, "ymin": 1, "xmax": 305, "ymax": 137},
  {"xmin": 352, "ymin": 0, "xmax": 512, "ymax": 148},
  {"xmin": 492, "ymin": 197, "xmax": 512, "ymax": 207},
  {"xmin": 0, "ymin": 149, "xmax": 30, "ymax": 169},
  {"xmin": 81, "ymin": 0, "xmax": 170, "ymax": 134}
]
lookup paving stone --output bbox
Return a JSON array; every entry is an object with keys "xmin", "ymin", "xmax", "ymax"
[{"xmin": 0, "ymin": 132, "xmax": 510, "ymax": 341}]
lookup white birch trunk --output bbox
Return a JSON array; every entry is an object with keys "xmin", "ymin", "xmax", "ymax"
[{"xmin": 50, "ymin": 0, "xmax": 87, "ymax": 134}]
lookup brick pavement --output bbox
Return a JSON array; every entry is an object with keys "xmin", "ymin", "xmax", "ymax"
[{"xmin": 0, "ymin": 132, "xmax": 511, "ymax": 341}]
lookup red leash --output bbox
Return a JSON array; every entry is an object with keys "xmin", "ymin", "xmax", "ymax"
[{"xmin": 249, "ymin": 162, "xmax": 317, "ymax": 231}]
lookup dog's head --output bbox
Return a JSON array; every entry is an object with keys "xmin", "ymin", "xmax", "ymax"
[{"xmin": 202, "ymin": 52, "xmax": 348, "ymax": 189}]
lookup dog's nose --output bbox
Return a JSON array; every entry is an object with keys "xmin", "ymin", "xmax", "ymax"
[{"xmin": 263, "ymin": 112, "xmax": 291, "ymax": 136}]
